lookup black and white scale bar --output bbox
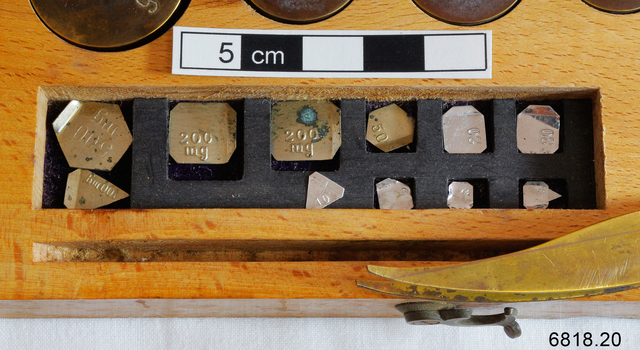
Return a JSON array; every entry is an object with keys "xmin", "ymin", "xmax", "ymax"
[{"xmin": 172, "ymin": 27, "xmax": 491, "ymax": 79}]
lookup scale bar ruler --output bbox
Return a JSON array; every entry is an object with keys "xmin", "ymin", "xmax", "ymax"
[{"xmin": 172, "ymin": 27, "xmax": 492, "ymax": 79}]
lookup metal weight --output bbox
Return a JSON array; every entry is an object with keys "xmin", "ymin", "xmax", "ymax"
[
  {"xmin": 247, "ymin": 0, "xmax": 352, "ymax": 23},
  {"xmin": 583, "ymin": 0, "xmax": 640, "ymax": 13},
  {"xmin": 412, "ymin": 0, "xmax": 520, "ymax": 26},
  {"xmin": 30, "ymin": 0, "xmax": 190, "ymax": 51}
]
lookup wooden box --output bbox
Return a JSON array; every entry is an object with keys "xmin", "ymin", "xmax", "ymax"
[{"xmin": 2, "ymin": 0, "xmax": 640, "ymax": 319}]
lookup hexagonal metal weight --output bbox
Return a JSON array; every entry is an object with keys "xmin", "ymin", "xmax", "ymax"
[
  {"xmin": 366, "ymin": 104, "xmax": 415, "ymax": 152},
  {"xmin": 169, "ymin": 102, "xmax": 237, "ymax": 164},
  {"xmin": 442, "ymin": 106, "xmax": 487, "ymax": 154},
  {"xmin": 271, "ymin": 100, "xmax": 341, "ymax": 161},
  {"xmin": 517, "ymin": 105, "xmax": 560, "ymax": 154},
  {"xmin": 53, "ymin": 100, "xmax": 132, "ymax": 171}
]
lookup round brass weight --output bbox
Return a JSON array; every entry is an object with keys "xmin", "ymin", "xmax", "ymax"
[
  {"xmin": 247, "ymin": 0, "xmax": 352, "ymax": 23},
  {"xmin": 583, "ymin": 0, "xmax": 640, "ymax": 13},
  {"xmin": 412, "ymin": 0, "xmax": 520, "ymax": 26},
  {"xmin": 29, "ymin": 0, "xmax": 189, "ymax": 51}
]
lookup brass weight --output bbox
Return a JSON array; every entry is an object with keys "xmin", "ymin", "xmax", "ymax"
[
  {"xmin": 29, "ymin": 0, "xmax": 189, "ymax": 51},
  {"xmin": 247, "ymin": 0, "xmax": 352, "ymax": 23},
  {"xmin": 412, "ymin": 0, "xmax": 520, "ymax": 26},
  {"xmin": 582, "ymin": 0, "xmax": 640, "ymax": 13}
]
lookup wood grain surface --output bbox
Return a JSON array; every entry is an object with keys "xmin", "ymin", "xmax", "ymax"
[{"xmin": 2, "ymin": 0, "xmax": 640, "ymax": 318}]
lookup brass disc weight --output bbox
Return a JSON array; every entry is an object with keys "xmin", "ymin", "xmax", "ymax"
[
  {"xmin": 248, "ymin": 0, "xmax": 351, "ymax": 23},
  {"xmin": 30, "ymin": 0, "xmax": 188, "ymax": 51},
  {"xmin": 583, "ymin": 0, "xmax": 640, "ymax": 13},
  {"xmin": 412, "ymin": 0, "xmax": 520, "ymax": 26}
]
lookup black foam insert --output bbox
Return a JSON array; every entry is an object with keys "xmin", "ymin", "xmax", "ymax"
[
  {"xmin": 41, "ymin": 97, "xmax": 596, "ymax": 210},
  {"xmin": 128, "ymin": 98, "xmax": 596, "ymax": 209},
  {"xmin": 132, "ymin": 98, "xmax": 315, "ymax": 208}
]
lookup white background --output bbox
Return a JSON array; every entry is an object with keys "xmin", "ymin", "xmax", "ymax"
[{"xmin": 1, "ymin": 317, "xmax": 638, "ymax": 349}]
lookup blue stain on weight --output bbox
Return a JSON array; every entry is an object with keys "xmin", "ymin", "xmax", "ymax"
[{"xmin": 296, "ymin": 106, "xmax": 317, "ymax": 126}]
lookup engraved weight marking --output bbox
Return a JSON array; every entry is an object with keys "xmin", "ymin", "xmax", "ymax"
[
  {"xmin": 541, "ymin": 129, "xmax": 555, "ymax": 145},
  {"xmin": 285, "ymin": 130, "xmax": 294, "ymax": 142},
  {"xmin": 285, "ymin": 129, "xmax": 318, "ymax": 156},
  {"xmin": 468, "ymin": 128, "xmax": 482, "ymax": 144},
  {"xmin": 72, "ymin": 125, "xmax": 114, "ymax": 157},
  {"xmin": 371, "ymin": 124, "xmax": 389, "ymax": 142},
  {"xmin": 71, "ymin": 109, "xmax": 119, "ymax": 157},
  {"xmin": 73, "ymin": 125, "xmax": 90, "ymax": 143},
  {"xmin": 179, "ymin": 131, "xmax": 214, "ymax": 145},
  {"xmin": 290, "ymin": 143, "xmax": 314, "ymax": 157},
  {"xmin": 285, "ymin": 129, "xmax": 320, "ymax": 142},
  {"xmin": 97, "ymin": 141, "xmax": 113, "ymax": 157},
  {"xmin": 136, "ymin": 0, "xmax": 159, "ymax": 14},
  {"xmin": 375, "ymin": 134, "xmax": 389, "ymax": 142},
  {"xmin": 311, "ymin": 177, "xmax": 330, "ymax": 207},
  {"xmin": 297, "ymin": 129, "xmax": 307, "ymax": 141},
  {"xmin": 184, "ymin": 145, "xmax": 209, "ymax": 161},
  {"xmin": 315, "ymin": 194, "xmax": 331, "ymax": 206},
  {"xmin": 310, "ymin": 177, "xmax": 341, "ymax": 207},
  {"xmin": 92, "ymin": 109, "xmax": 118, "ymax": 136},
  {"xmin": 73, "ymin": 125, "xmax": 98, "ymax": 147},
  {"xmin": 191, "ymin": 132, "xmax": 202, "ymax": 144},
  {"xmin": 85, "ymin": 173, "xmax": 118, "ymax": 199}
]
